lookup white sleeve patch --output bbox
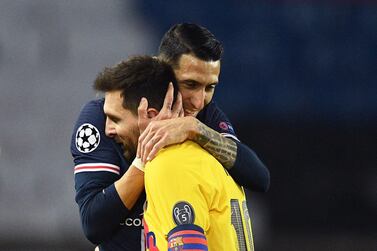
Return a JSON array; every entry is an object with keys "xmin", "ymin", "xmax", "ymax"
[{"xmin": 75, "ymin": 123, "xmax": 101, "ymax": 153}]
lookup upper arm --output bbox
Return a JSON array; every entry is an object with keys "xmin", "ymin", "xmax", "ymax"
[
  {"xmin": 71, "ymin": 99, "xmax": 127, "ymax": 204},
  {"xmin": 71, "ymin": 99, "xmax": 124, "ymax": 183},
  {"xmin": 198, "ymin": 101, "xmax": 270, "ymax": 192},
  {"xmin": 144, "ymin": 155, "xmax": 212, "ymax": 229}
]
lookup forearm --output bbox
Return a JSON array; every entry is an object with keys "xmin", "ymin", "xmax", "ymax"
[
  {"xmin": 77, "ymin": 182, "xmax": 130, "ymax": 244},
  {"xmin": 75, "ymin": 166, "xmax": 144, "ymax": 244},
  {"xmin": 229, "ymin": 141, "xmax": 270, "ymax": 192},
  {"xmin": 189, "ymin": 118, "xmax": 270, "ymax": 192},
  {"xmin": 114, "ymin": 165, "xmax": 145, "ymax": 209},
  {"xmin": 190, "ymin": 117, "xmax": 237, "ymax": 169}
]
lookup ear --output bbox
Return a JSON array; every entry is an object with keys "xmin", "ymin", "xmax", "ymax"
[{"xmin": 147, "ymin": 108, "xmax": 159, "ymax": 119}]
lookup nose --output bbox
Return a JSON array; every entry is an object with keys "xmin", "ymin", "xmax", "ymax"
[
  {"xmin": 191, "ymin": 89, "xmax": 206, "ymax": 111},
  {"xmin": 105, "ymin": 117, "xmax": 116, "ymax": 137}
]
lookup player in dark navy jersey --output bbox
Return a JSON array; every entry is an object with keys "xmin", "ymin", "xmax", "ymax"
[{"xmin": 71, "ymin": 23, "xmax": 270, "ymax": 251}]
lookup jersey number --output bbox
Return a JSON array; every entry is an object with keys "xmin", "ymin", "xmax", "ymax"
[{"xmin": 230, "ymin": 199, "xmax": 253, "ymax": 251}]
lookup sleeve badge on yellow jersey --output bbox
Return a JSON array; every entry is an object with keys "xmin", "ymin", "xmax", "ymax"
[{"xmin": 172, "ymin": 201, "xmax": 195, "ymax": 225}]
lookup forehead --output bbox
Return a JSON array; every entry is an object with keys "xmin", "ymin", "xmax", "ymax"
[
  {"xmin": 174, "ymin": 54, "xmax": 221, "ymax": 84},
  {"xmin": 103, "ymin": 91, "xmax": 126, "ymax": 117}
]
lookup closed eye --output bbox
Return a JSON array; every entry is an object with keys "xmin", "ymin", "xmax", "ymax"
[
  {"xmin": 107, "ymin": 114, "xmax": 120, "ymax": 124},
  {"xmin": 206, "ymin": 84, "xmax": 217, "ymax": 91},
  {"xmin": 180, "ymin": 80, "xmax": 199, "ymax": 89}
]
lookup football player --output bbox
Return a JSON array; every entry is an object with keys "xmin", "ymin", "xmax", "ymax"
[
  {"xmin": 94, "ymin": 55, "xmax": 254, "ymax": 250},
  {"xmin": 71, "ymin": 23, "xmax": 269, "ymax": 251}
]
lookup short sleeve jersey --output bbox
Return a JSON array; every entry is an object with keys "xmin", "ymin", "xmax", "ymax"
[{"xmin": 143, "ymin": 141, "xmax": 254, "ymax": 251}]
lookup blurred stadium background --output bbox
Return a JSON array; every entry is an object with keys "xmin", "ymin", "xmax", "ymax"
[{"xmin": 0, "ymin": 1, "xmax": 376, "ymax": 250}]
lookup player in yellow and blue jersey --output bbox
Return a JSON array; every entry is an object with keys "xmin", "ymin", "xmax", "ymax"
[{"xmin": 144, "ymin": 141, "xmax": 254, "ymax": 251}]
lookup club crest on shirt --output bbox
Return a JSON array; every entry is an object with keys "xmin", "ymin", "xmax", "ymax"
[
  {"xmin": 75, "ymin": 123, "xmax": 100, "ymax": 153},
  {"xmin": 172, "ymin": 201, "xmax": 195, "ymax": 225},
  {"xmin": 168, "ymin": 236, "xmax": 184, "ymax": 250}
]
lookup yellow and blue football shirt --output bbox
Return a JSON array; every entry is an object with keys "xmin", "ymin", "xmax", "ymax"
[{"xmin": 144, "ymin": 141, "xmax": 254, "ymax": 251}]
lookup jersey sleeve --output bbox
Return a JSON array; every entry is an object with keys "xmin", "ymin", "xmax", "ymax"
[
  {"xmin": 70, "ymin": 99, "xmax": 129, "ymax": 244},
  {"xmin": 229, "ymin": 141, "xmax": 270, "ymax": 192},
  {"xmin": 143, "ymin": 143, "xmax": 221, "ymax": 250},
  {"xmin": 198, "ymin": 101, "xmax": 270, "ymax": 192},
  {"xmin": 197, "ymin": 101, "xmax": 239, "ymax": 141}
]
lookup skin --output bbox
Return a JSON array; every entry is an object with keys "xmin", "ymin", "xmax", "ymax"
[
  {"xmin": 175, "ymin": 53, "xmax": 220, "ymax": 117},
  {"xmin": 137, "ymin": 54, "xmax": 238, "ymax": 169},
  {"xmin": 104, "ymin": 91, "xmax": 140, "ymax": 160}
]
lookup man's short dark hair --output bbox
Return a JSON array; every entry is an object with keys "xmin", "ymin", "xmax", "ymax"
[
  {"xmin": 93, "ymin": 56, "xmax": 178, "ymax": 115},
  {"xmin": 158, "ymin": 23, "xmax": 223, "ymax": 67}
]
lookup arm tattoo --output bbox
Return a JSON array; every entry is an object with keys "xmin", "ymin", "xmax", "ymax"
[{"xmin": 194, "ymin": 121, "xmax": 237, "ymax": 169}]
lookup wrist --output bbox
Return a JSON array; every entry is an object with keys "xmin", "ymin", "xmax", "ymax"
[
  {"xmin": 131, "ymin": 157, "xmax": 145, "ymax": 172},
  {"xmin": 186, "ymin": 116, "xmax": 200, "ymax": 141}
]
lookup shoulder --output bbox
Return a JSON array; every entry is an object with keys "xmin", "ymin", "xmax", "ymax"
[
  {"xmin": 71, "ymin": 98, "xmax": 106, "ymax": 153},
  {"xmin": 145, "ymin": 141, "xmax": 222, "ymax": 180},
  {"xmin": 151, "ymin": 141, "xmax": 213, "ymax": 164},
  {"xmin": 197, "ymin": 101, "xmax": 238, "ymax": 139},
  {"xmin": 71, "ymin": 98, "xmax": 126, "ymax": 174},
  {"xmin": 144, "ymin": 142, "xmax": 227, "ymax": 207},
  {"xmin": 75, "ymin": 98, "xmax": 106, "ymax": 125}
]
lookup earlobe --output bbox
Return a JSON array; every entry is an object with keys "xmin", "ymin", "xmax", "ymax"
[{"xmin": 147, "ymin": 108, "xmax": 159, "ymax": 119}]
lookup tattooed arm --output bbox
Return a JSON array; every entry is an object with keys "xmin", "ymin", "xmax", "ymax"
[
  {"xmin": 138, "ymin": 116, "xmax": 236, "ymax": 168},
  {"xmin": 192, "ymin": 117, "xmax": 269, "ymax": 191},
  {"xmin": 138, "ymin": 115, "xmax": 269, "ymax": 192},
  {"xmin": 194, "ymin": 120, "xmax": 237, "ymax": 169},
  {"xmin": 138, "ymin": 115, "xmax": 271, "ymax": 192}
]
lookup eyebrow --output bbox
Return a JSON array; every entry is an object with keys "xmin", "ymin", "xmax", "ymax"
[{"xmin": 180, "ymin": 79, "xmax": 218, "ymax": 86}]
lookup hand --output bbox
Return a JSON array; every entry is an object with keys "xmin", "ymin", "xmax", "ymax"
[
  {"xmin": 137, "ymin": 116, "xmax": 197, "ymax": 163},
  {"xmin": 137, "ymin": 82, "xmax": 183, "ymax": 134},
  {"xmin": 137, "ymin": 82, "xmax": 185, "ymax": 161}
]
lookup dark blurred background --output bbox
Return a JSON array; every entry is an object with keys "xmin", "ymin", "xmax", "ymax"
[{"xmin": 0, "ymin": 1, "xmax": 376, "ymax": 250}]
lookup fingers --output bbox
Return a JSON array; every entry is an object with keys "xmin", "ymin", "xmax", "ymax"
[
  {"xmin": 142, "ymin": 135, "xmax": 162, "ymax": 163},
  {"xmin": 160, "ymin": 82, "xmax": 174, "ymax": 118},
  {"xmin": 137, "ymin": 97, "xmax": 149, "ymax": 134},
  {"xmin": 146, "ymin": 135, "xmax": 167, "ymax": 162},
  {"xmin": 137, "ymin": 121, "xmax": 170, "ymax": 162},
  {"xmin": 139, "ymin": 125, "xmax": 156, "ymax": 162},
  {"xmin": 137, "ymin": 97, "xmax": 148, "ymax": 120},
  {"xmin": 137, "ymin": 124, "xmax": 149, "ymax": 158},
  {"xmin": 171, "ymin": 92, "xmax": 183, "ymax": 118},
  {"xmin": 178, "ymin": 107, "xmax": 184, "ymax": 117}
]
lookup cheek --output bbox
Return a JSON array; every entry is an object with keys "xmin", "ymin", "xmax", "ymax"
[
  {"xmin": 116, "ymin": 124, "xmax": 129, "ymax": 139},
  {"xmin": 205, "ymin": 92, "xmax": 214, "ymax": 105},
  {"xmin": 180, "ymin": 92, "xmax": 192, "ymax": 109},
  {"xmin": 179, "ymin": 89, "xmax": 191, "ymax": 100}
]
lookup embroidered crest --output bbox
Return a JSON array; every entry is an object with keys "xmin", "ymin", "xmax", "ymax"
[{"xmin": 172, "ymin": 201, "xmax": 195, "ymax": 225}]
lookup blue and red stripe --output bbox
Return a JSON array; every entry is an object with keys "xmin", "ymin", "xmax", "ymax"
[{"xmin": 167, "ymin": 224, "xmax": 208, "ymax": 251}]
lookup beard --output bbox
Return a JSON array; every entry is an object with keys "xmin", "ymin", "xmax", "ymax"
[
  {"xmin": 120, "ymin": 140, "xmax": 136, "ymax": 161},
  {"xmin": 119, "ymin": 128, "xmax": 139, "ymax": 161}
]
